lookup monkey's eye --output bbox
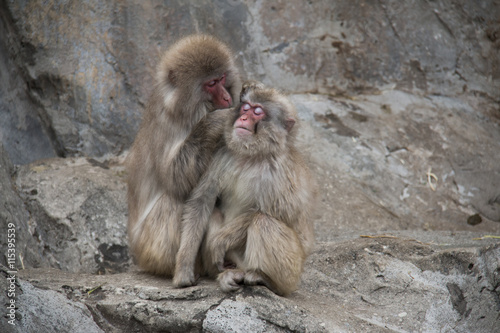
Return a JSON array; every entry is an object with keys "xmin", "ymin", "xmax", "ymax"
[
  {"xmin": 243, "ymin": 103, "xmax": 251, "ymax": 111},
  {"xmin": 207, "ymin": 80, "xmax": 217, "ymax": 87},
  {"xmin": 254, "ymin": 107, "xmax": 264, "ymax": 115}
]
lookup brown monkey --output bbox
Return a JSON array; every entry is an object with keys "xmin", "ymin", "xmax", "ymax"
[
  {"xmin": 127, "ymin": 35, "xmax": 241, "ymax": 276},
  {"xmin": 174, "ymin": 81, "xmax": 316, "ymax": 296}
]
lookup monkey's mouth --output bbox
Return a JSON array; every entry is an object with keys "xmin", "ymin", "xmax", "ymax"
[{"xmin": 234, "ymin": 126, "xmax": 254, "ymax": 136}]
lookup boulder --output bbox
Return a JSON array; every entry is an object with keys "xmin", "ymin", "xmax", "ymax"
[
  {"xmin": 13, "ymin": 155, "xmax": 130, "ymax": 274},
  {"xmin": 2, "ymin": 237, "xmax": 498, "ymax": 332}
]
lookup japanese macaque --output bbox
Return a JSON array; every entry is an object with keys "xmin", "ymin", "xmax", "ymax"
[
  {"xmin": 127, "ymin": 35, "xmax": 241, "ymax": 276},
  {"xmin": 174, "ymin": 81, "xmax": 316, "ymax": 296}
]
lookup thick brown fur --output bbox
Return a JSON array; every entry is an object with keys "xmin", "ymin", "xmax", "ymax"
[
  {"xmin": 174, "ymin": 81, "xmax": 316, "ymax": 296},
  {"xmin": 127, "ymin": 35, "xmax": 241, "ymax": 276}
]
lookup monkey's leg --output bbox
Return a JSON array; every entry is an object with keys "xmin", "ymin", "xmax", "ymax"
[
  {"xmin": 200, "ymin": 207, "xmax": 228, "ymax": 277},
  {"xmin": 206, "ymin": 214, "xmax": 251, "ymax": 292},
  {"xmin": 130, "ymin": 194, "xmax": 182, "ymax": 276},
  {"xmin": 243, "ymin": 214, "xmax": 306, "ymax": 296},
  {"xmin": 208, "ymin": 214, "xmax": 251, "ymax": 273}
]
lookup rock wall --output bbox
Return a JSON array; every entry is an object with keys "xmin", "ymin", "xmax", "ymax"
[{"xmin": 0, "ymin": 0, "xmax": 498, "ymax": 163}]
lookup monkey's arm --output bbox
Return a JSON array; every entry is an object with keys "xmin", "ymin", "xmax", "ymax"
[
  {"xmin": 173, "ymin": 155, "xmax": 225, "ymax": 287},
  {"xmin": 169, "ymin": 108, "xmax": 230, "ymax": 199}
]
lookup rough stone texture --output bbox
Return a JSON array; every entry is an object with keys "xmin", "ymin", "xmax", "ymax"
[
  {"xmin": 293, "ymin": 91, "xmax": 500, "ymax": 235},
  {"xmin": 0, "ymin": 0, "xmax": 498, "ymax": 161},
  {"xmin": 1, "ymin": 0, "xmax": 500, "ymax": 332},
  {"xmin": 0, "ymin": 144, "xmax": 45, "ymax": 270},
  {"xmin": 0, "ymin": 267, "xmax": 104, "ymax": 333},
  {"xmin": 0, "ymin": 3, "xmax": 58, "ymax": 165},
  {"xmin": 203, "ymin": 299, "xmax": 286, "ymax": 333},
  {"xmin": 1, "ymin": 237, "xmax": 498, "ymax": 333},
  {"xmin": 304, "ymin": 238, "xmax": 500, "ymax": 333},
  {"xmin": 13, "ymin": 156, "xmax": 130, "ymax": 274}
]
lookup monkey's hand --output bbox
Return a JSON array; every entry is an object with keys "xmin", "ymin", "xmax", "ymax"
[
  {"xmin": 217, "ymin": 269, "xmax": 245, "ymax": 292},
  {"xmin": 207, "ymin": 108, "xmax": 231, "ymax": 132},
  {"xmin": 173, "ymin": 266, "xmax": 197, "ymax": 288},
  {"xmin": 196, "ymin": 108, "xmax": 231, "ymax": 151},
  {"xmin": 240, "ymin": 80, "xmax": 266, "ymax": 99}
]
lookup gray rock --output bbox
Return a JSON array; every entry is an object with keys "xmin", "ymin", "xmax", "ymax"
[
  {"xmin": 0, "ymin": 7, "xmax": 58, "ymax": 165},
  {"xmin": 204, "ymin": 300, "xmax": 275, "ymax": 333},
  {"xmin": 1, "ymin": 1, "xmax": 498, "ymax": 160},
  {"xmin": 293, "ymin": 91, "xmax": 500, "ymax": 238},
  {"xmin": 0, "ymin": 144, "xmax": 47, "ymax": 270},
  {"xmin": 4, "ymin": 236, "xmax": 498, "ymax": 333},
  {"xmin": 0, "ymin": 266, "xmax": 103, "ymax": 333},
  {"xmin": 14, "ymin": 156, "xmax": 130, "ymax": 274},
  {"xmin": 304, "ymin": 238, "xmax": 500, "ymax": 333}
]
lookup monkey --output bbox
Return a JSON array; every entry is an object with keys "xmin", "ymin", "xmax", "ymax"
[
  {"xmin": 126, "ymin": 34, "xmax": 241, "ymax": 276},
  {"xmin": 173, "ymin": 81, "xmax": 316, "ymax": 296}
]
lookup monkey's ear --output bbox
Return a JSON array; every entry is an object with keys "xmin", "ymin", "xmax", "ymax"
[
  {"xmin": 284, "ymin": 118, "xmax": 295, "ymax": 132},
  {"xmin": 168, "ymin": 70, "xmax": 177, "ymax": 86}
]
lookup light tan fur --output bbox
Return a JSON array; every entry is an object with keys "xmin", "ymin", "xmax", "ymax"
[
  {"xmin": 127, "ymin": 34, "xmax": 241, "ymax": 276},
  {"xmin": 174, "ymin": 82, "xmax": 316, "ymax": 296}
]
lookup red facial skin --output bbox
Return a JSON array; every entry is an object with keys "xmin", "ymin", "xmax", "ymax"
[
  {"xmin": 234, "ymin": 102, "xmax": 266, "ymax": 137},
  {"xmin": 204, "ymin": 74, "xmax": 232, "ymax": 109}
]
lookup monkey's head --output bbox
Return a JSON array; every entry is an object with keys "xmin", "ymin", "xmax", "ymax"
[
  {"xmin": 158, "ymin": 35, "xmax": 241, "ymax": 114},
  {"xmin": 225, "ymin": 81, "xmax": 298, "ymax": 157}
]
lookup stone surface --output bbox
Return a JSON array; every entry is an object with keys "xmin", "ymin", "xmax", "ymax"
[
  {"xmin": 292, "ymin": 91, "xmax": 500, "ymax": 236},
  {"xmin": 0, "ymin": 268, "xmax": 104, "ymax": 333},
  {"xmin": 0, "ymin": 0, "xmax": 498, "ymax": 161},
  {"xmin": 0, "ymin": 144, "xmax": 44, "ymax": 270},
  {"xmin": 1, "ymin": 0, "xmax": 500, "ymax": 332},
  {"xmin": 0, "ymin": 5, "xmax": 58, "ymax": 164},
  {"xmin": 1, "ymin": 236, "xmax": 498, "ymax": 332},
  {"xmin": 13, "ymin": 156, "xmax": 130, "ymax": 274}
]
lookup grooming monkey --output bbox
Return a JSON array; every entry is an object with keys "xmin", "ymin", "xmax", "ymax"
[
  {"xmin": 127, "ymin": 35, "xmax": 241, "ymax": 276},
  {"xmin": 174, "ymin": 81, "xmax": 316, "ymax": 296}
]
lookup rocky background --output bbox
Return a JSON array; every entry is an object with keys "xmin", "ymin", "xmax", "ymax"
[{"xmin": 1, "ymin": 0, "xmax": 499, "ymax": 332}]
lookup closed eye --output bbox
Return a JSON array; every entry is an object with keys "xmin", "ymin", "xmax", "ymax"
[{"xmin": 254, "ymin": 107, "xmax": 264, "ymax": 115}]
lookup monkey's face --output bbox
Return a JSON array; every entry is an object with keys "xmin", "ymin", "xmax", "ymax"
[
  {"xmin": 225, "ymin": 84, "xmax": 297, "ymax": 158},
  {"xmin": 158, "ymin": 34, "xmax": 241, "ymax": 115},
  {"xmin": 233, "ymin": 102, "xmax": 266, "ymax": 138},
  {"xmin": 203, "ymin": 73, "xmax": 233, "ymax": 109}
]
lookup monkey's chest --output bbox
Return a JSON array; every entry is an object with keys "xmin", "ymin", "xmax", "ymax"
[{"xmin": 222, "ymin": 167, "xmax": 288, "ymax": 214}]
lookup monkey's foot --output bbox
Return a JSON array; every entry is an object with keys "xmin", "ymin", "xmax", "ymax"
[
  {"xmin": 217, "ymin": 269, "xmax": 245, "ymax": 292},
  {"xmin": 243, "ymin": 271, "xmax": 266, "ymax": 286},
  {"xmin": 173, "ymin": 268, "xmax": 197, "ymax": 288}
]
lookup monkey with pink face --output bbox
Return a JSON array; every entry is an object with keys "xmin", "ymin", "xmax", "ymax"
[
  {"xmin": 174, "ymin": 81, "xmax": 316, "ymax": 296},
  {"xmin": 127, "ymin": 35, "xmax": 241, "ymax": 277}
]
